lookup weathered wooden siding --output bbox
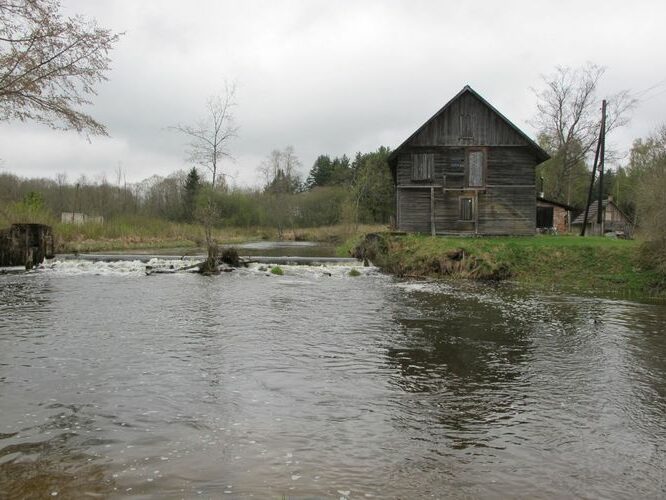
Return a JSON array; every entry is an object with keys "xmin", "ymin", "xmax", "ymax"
[
  {"xmin": 476, "ymin": 187, "xmax": 535, "ymax": 235},
  {"xmin": 395, "ymin": 147, "xmax": 463, "ymax": 186},
  {"xmin": 396, "ymin": 147, "xmax": 536, "ymax": 234},
  {"xmin": 395, "ymin": 147, "xmax": 535, "ymax": 186},
  {"xmin": 409, "ymin": 91, "xmax": 528, "ymax": 147},
  {"xmin": 433, "ymin": 190, "xmax": 474, "ymax": 233},
  {"xmin": 485, "ymin": 148, "xmax": 535, "ymax": 186},
  {"xmin": 397, "ymin": 185, "xmax": 535, "ymax": 234},
  {"xmin": 397, "ymin": 188, "xmax": 431, "ymax": 233}
]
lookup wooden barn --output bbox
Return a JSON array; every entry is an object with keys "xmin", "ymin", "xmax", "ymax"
[
  {"xmin": 571, "ymin": 196, "xmax": 633, "ymax": 237},
  {"xmin": 388, "ymin": 86, "xmax": 550, "ymax": 235}
]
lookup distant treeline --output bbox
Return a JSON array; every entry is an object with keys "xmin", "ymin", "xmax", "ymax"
[{"xmin": 0, "ymin": 147, "xmax": 394, "ymax": 233}]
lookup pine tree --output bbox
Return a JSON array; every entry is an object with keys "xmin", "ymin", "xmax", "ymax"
[{"xmin": 182, "ymin": 167, "xmax": 201, "ymax": 222}]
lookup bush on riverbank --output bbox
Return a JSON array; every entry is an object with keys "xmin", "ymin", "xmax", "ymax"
[
  {"xmin": 351, "ymin": 233, "xmax": 666, "ymax": 298},
  {"xmin": 638, "ymin": 239, "xmax": 666, "ymax": 294}
]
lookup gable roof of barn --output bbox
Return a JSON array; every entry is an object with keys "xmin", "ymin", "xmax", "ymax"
[{"xmin": 388, "ymin": 85, "xmax": 550, "ymax": 166}]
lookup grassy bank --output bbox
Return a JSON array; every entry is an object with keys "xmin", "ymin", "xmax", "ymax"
[
  {"xmin": 34, "ymin": 215, "xmax": 386, "ymax": 253},
  {"xmin": 350, "ymin": 233, "xmax": 666, "ymax": 299},
  {"xmin": 1, "ymin": 198, "xmax": 387, "ymax": 252},
  {"xmin": 53, "ymin": 216, "xmax": 266, "ymax": 252}
]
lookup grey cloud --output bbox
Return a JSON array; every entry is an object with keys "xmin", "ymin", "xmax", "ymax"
[{"xmin": 2, "ymin": 0, "xmax": 665, "ymax": 186}]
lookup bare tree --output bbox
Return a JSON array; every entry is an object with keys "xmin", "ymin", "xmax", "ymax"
[
  {"xmin": 171, "ymin": 84, "xmax": 238, "ymax": 189},
  {"xmin": 0, "ymin": 0, "xmax": 121, "ymax": 135},
  {"xmin": 257, "ymin": 146, "xmax": 302, "ymax": 239},
  {"xmin": 257, "ymin": 149, "xmax": 281, "ymax": 188},
  {"xmin": 532, "ymin": 63, "xmax": 636, "ymax": 204},
  {"xmin": 257, "ymin": 145, "xmax": 301, "ymax": 189}
]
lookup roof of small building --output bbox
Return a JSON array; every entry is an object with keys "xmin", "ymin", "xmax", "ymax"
[
  {"xmin": 571, "ymin": 199, "xmax": 631, "ymax": 225},
  {"xmin": 536, "ymin": 196, "xmax": 576, "ymax": 211},
  {"xmin": 388, "ymin": 85, "xmax": 550, "ymax": 166}
]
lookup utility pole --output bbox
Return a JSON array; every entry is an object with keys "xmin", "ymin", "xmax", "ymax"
[
  {"xmin": 596, "ymin": 99, "xmax": 607, "ymax": 233},
  {"xmin": 580, "ymin": 100, "xmax": 607, "ymax": 236}
]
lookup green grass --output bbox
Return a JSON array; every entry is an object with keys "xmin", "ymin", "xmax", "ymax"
[
  {"xmin": 354, "ymin": 233, "xmax": 665, "ymax": 299},
  {"xmin": 270, "ymin": 266, "xmax": 284, "ymax": 275}
]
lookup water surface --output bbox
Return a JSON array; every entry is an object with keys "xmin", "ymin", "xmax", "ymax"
[{"xmin": 1, "ymin": 260, "xmax": 665, "ymax": 498}]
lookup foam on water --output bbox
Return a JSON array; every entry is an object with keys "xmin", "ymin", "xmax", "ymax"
[
  {"xmin": 33, "ymin": 258, "xmax": 377, "ymax": 279},
  {"xmin": 36, "ymin": 258, "xmax": 197, "ymax": 275},
  {"xmin": 245, "ymin": 262, "xmax": 378, "ymax": 279},
  {"xmin": 391, "ymin": 280, "xmax": 452, "ymax": 294}
]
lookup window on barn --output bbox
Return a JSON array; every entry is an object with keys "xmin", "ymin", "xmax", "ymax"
[
  {"xmin": 459, "ymin": 197, "xmax": 474, "ymax": 221},
  {"xmin": 411, "ymin": 153, "xmax": 434, "ymax": 181},
  {"xmin": 466, "ymin": 149, "xmax": 486, "ymax": 187}
]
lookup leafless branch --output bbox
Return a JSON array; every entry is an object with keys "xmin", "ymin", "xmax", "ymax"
[
  {"xmin": 0, "ymin": 0, "xmax": 121, "ymax": 135},
  {"xmin": 531, "ymin": 62, "xmax": 636, "ymax": 204},
  {"xmin": 170, "ymin": 83, "xmax": 238, "ymax": 188}
]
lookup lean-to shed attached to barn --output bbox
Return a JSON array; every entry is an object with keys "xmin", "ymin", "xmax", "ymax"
[
  {"xmin": 536, "ymin": 196, "xmax": 576, "ymax": 234},
  {"xmin": 388, "ymin": 86, "xmax": 550, "ymax": 235}
]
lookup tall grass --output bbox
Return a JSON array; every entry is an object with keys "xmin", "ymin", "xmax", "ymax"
[
  {"xmin": 0, "ymin": 201, "xmax": 57, "ymax": 227},
  {"xmin": 52, "ymin": 215, "xmax": 273, "ymax": 252},
  {"xmin": 48, "ymin": 215, "xmax": 385, "ymax": 252}
]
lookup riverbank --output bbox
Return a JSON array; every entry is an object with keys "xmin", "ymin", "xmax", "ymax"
[
  {"xmin": 49, "ymin": 217, "xmax": 386, "ymax": 252},
  {"xmin": 350, "ymin": 233, "xmax": 666, "ymax": 299}
]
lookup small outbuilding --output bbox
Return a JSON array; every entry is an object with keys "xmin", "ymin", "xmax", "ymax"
[
  {"xmin": 61, "ymin": 212, "xmax": 104, "ymax": 225},
  {"xmin": 388, "ymin": 85, "xmax": 550, "ymax": 235},
  {"xmin": 571, "ymin": 196, "xmax": 633, "ymax": 237},
  {"xmin": 536, "ymin": 196, "xmax": 576, "ymax": 234}
]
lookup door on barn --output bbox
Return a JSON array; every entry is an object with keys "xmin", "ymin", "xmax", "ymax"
[{"xmin": 536, "ymin": 206, "xmax": 554, "ymax": 230}]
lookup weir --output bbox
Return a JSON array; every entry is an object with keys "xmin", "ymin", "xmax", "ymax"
[{"xmin": 55, "ymin": 253, "xmax": 359, "ymax": 266}]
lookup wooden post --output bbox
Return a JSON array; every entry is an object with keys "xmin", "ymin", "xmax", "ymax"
[
  {"xmin": 396, "ymin": 188, "xmax": 400, "ymax": 230},
  {"xmin": 430, "ymin": 186, "xmax": 436, "ymax": 236},
  {"xmin": 474, "ymin": 191, "xmax": 479, "ymax": 235}
]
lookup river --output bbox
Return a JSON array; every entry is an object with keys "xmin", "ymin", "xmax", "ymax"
[{"xmin": 1, "ymin": 255, "xmax": 665, "ymax": 498}]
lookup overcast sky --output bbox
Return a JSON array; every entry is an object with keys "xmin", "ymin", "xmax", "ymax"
[{"xmin": 1, "ymin": 0, "xmax": 665, "ymax": 187}]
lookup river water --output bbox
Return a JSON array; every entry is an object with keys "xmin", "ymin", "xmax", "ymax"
[{"xmin": 1, "ymin": 257, "xmax": 665, "ymax": 499}]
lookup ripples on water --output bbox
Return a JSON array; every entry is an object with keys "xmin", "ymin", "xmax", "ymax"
[{"xmin": 1, "ymin": 259, "xmax": 665, "ymax": 498}]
